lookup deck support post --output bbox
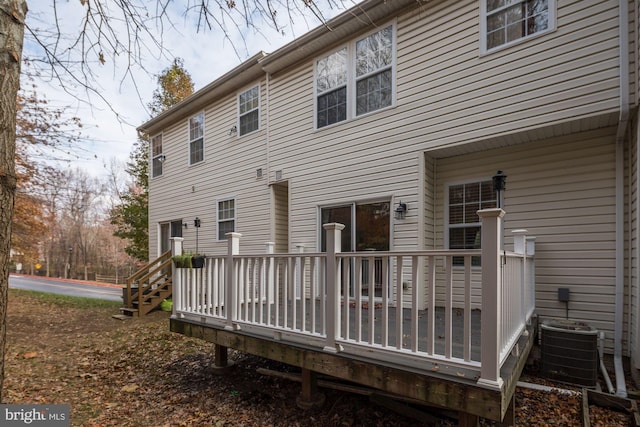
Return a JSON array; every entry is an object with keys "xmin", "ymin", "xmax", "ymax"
[
  {"xmin": 211, "ymin": 344, "xmax": 235, "ymax": 374},
  {"xmin": 225, "ymin": 232, "xmax": 242, "ymax": 331},
  {"xmin": 323, "ymin": 223, "xmax": 345, "ymax": 353},
  {"xmin": 296, "ymin": 368, "xmax": 325, "ymax": 409},
  {"xmin": 214, "ymin": 344, "xmax": 228, "ymax": 366},
  {"xmin": 500, "ymin": 391, "xmax": 516, "ymax": 426},
  {"xmin": 458, "ymin": 412, "xmax": 479, "ymax": 427},
  {"xmin": 477, "ymin": 208, "xmax": 505, "ymax": 390}
]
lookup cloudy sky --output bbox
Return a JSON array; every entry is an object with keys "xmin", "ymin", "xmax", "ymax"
[{"xmin": 22, "ymin": 1, "xmax": 351, "ymax": 178}]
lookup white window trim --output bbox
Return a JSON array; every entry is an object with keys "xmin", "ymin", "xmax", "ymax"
[
  {"xmin": 150, "ymin": 133, "xmax": 164, "ymax": 178},
  {"xmin": 237, "ymin": 85, "xmax": 260, "ymax": 137},
  {"xmin": 313, "ymin": 20, "xmax": 397, "ymax": 130},
  {"xmin": 444, "ymin": 177, "xmax": 494, "ymax": 253},
  {"xmin": 479, "ymin": 0, "xmax": 556, "ymax": 54},
  {"xmin": 188, "ymin": 111, "xmax": 205, "ymax": 166},
  {"xmin": 216, "ymin": 197, "xmax": 236, "ymax": 241}
]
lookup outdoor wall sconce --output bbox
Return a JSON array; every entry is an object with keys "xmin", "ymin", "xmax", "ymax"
[
  {"xmin": 395, "ymin": 201, "xmax": 407, "ymax": 220},
  {"xmin": 194, "ymin": 217, "xmax": 201, "ymax": 228},
  {"xmin": 493, "ymin": 170, "xmax": 507, "ymax": 208},
  {"xmin": 229, "ymin": 125, "xmax": 237, "ymax": 136},
  {"xmin": 182, "ymin": 222, "xmax": 188, "ymax": 229},
  {"xmin": 158, "ymin": 154, "xmax": 166, "ymax": 163}
]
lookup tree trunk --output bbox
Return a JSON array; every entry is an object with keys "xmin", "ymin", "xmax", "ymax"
[{"xmin": 0, "ymin": 0, "xmax": 28, "ymax": 402}]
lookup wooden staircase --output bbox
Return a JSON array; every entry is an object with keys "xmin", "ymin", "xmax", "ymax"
[{"xmin": 120, "ymin": 250, "xmax": 173, "ymax": 317}]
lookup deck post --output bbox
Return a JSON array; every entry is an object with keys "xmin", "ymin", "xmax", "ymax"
[
  {"xmin": 170, "ymin": 237, "xmax": 184, "ymax": 317},
  {"xmin": 296, "ymin": 368, "xmax": 325, "ymax": 409},
  {"xmin": 477, "ymin": 208, "xmax": 505, "ymax": 390},
  {"xmin": 225, "ymin": 232, "xmax": 242, "ymax": 331},
  {"xmin": 323, "ymin": 223, "xmax": 344, "ymax": 353}
]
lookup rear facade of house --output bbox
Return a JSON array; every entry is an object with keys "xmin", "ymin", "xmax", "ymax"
[{"xmin": 141, "ymin": 0, "xmax": 640, "ymax": 390}]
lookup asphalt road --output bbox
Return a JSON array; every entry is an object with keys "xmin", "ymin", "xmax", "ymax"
[{"xmin": 8, "ymin": 274, "xmax": 123, "ymax": 302}]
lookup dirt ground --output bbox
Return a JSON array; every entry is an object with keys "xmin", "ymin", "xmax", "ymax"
[{"xmin": 2, "ymin": 289, "xmax": 637, "ymax": 426}]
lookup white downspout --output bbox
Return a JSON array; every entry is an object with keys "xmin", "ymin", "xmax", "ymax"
[{"xmin": 615, "ymin": 0, "xmax": 630, "ymax": 398}]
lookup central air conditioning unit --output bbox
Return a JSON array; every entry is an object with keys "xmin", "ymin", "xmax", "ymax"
[{"xmin": 540, "ymin": 320, "xmax": 598, "ymax": 387}]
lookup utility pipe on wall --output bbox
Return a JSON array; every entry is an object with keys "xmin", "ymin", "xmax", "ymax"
[{"xmin": 614, "ymin": 0, "xmax": 630, "ymax": 398}]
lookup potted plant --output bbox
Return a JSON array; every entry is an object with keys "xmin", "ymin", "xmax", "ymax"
[{"xmin": 172, "ymin": 252, "xmax": 205, "ymax": 268}]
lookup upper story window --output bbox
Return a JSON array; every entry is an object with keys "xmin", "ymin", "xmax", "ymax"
[
  {"xmin": 315, "ymin": 23, "xmax": 395, "ymax": 129},
  {"xmin": 189, "ymin": 112, "xmax": 204, "ymax": 165},
  {"xmin": 217, "ymin": 198, "xmax": 235, "ymax": 240},
  {"xmin": 355, "ymin": 26, "xmax": 393, "ymax": 115},
  {"xmin": 238, "ymin": 86, "xmax": 259, "ymax": 136},
  {"xmin": 151, "ymin": 134, "xmax": 164, "ymax": 178},
  {"xmin": 481, "ymin": 0, "xmax": 554, "ymax": 53},
  {"xmin": 446, "ymin": 180, "xmax": 496, "ymax": 266},
  {"xmin": 316, "ymin": 48, "xmax": 347, "ymax": 128}
]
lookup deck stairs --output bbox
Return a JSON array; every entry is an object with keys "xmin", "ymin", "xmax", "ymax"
[{"xmin": 119, "ymin": 250, "xmax": 173, "ymax": 317}]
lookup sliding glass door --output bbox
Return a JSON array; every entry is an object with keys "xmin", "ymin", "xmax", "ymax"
[{"xmin": 321, "ymin": 201, "xmax": 390, "ymax": 299}]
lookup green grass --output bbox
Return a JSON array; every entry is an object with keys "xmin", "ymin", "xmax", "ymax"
[{"xmin": 8, "ymin": 288, "xmax": 122, "ymax": 309}]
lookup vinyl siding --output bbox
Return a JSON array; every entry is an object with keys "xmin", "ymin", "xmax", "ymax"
[
  {"xmin": 149, "ymin": 80, "xmax": 271, "ymax": 258},
  {"xmin": 435, "ymin": 128, "xmax": 618, "ymax": 350}
]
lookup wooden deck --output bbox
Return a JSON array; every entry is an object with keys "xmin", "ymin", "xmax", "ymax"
[
  {"xmin": 168, "ymin": 212, "xmax": 537, "ymax": 423},
  {"xmin": 170, "ymin": 307, "xmax": 537, "ymax": 423}
]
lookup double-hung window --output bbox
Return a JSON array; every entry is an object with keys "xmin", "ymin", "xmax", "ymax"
[
  {"xmin": 151, "ymin": 134, "xmax": 163, "ymax": 178},
  {"xmin": 316, "ymin": 48, "xmax": 348, "ymax": 128},
  {"xmin": 447, "ymin": 180, "xmax": 496, "ymax": 265},
  {"xmin": 189, "ymin": 112, "xmax": 204, "ymax": 164},
  {"xmin": 355, "ymin": 25, "xmax": 393, "ymax": 115},
  {"xmin": 481, "ymin": 0, "xmax": 554, "ymax": 52},
  {"xmin": 217, "ymin": 198, "xmax": 235, "ymax": 240},
  {"xmin": 315, "ymin": 23, "xmax": 395, "ymax": 129},
  {"xmin": 238, "ymin": 86, "xmax": 259, "ymax": 136}
]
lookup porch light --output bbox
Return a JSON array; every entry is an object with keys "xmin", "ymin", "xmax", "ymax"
[
  {"xmin": 229, "ymin": 125, "xmax": 237, "ymax": 136},
  {"xmin": 493, "ymin": 170, "xmax": 507, "ymax": 208},
  {"xmin": 395, "ymin": 201, "xmax": 407, "ymax": 220},
  {"xmin": 194, "ymin": 217, "xmax": 201, "ymax": 253}
]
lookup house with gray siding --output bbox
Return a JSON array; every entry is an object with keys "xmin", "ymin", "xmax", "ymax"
[{"xmin": 137, "ymin": 0, "xmax": 639, "ymax": 423}]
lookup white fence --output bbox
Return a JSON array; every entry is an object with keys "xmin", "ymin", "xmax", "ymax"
[{"xmin": 172, "ymin": 208, "xmax": 535, "ymax": 390}]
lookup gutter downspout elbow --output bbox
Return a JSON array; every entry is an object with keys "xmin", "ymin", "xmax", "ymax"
[{"xmin": 614, "ymin": 0, "xmax": 630, "ymax": 398}]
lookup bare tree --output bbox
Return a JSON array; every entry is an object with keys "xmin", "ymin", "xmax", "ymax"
[{"xmin": 0, "ymin": 0, "xmax": 346, "ymax": 403}]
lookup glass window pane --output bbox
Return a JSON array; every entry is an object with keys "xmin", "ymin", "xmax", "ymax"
[
  {"xmin": 465, "ymin": 183, "xmax": 480, "ymax": 203},
  {"xmin": 240, "ymin": 109, "xmax": 259, "ymax": 135},
  {"xmin": 317, "ymin": 87, "xmax": 346, "ymax": 128},
  {"xmin": 356, "ymin": 26, "xmax": 392, "ymax": 78},
  {"xmin": 321, "ymin": 206, "xmax": 352, "ymax": 252},
  {"xmin": 449, "ymin": 205, "xmax": 463, "ymax": 224},
  {"xmin": 152, "ymin": 158, "xmax": 162, "ymax": 177},
  {"xmin": 465, "ymin": 203, "xmax": 480, "ymax": 224},
  {"xmin": 465, "ymin": 227, "xmax": 481, "ymax": 249},
  {"xmin": 316, "ymin": 48, "xmax": 347, "ymax": 93},
  {"xmin": 189, "ymin": 113, "xmax": 203, "ymax": 140},
  {"xmin": 218, "ymin": 220, "xmax": 235, "ymax": 240},
  {"xmin": 355, "ymin": 202, "xmax": 389, "ymax": 251},
  {"xmin": 481, "ymin": 181, "xmax": 495, "ymax": 202},
  {"xmin": 450, "ymin": 228, "xmax": 464, "ymax": 249},
  {"xmin": 190, "ymin": 138, "xmax": 203, "ymax": 164},
  {"xmin": 485, "ymin": 0, "xmax": 550, "ymax": 49},
  {"xmin": 449, "ymin": 184, "xmax": 464, "ymax": 204}
]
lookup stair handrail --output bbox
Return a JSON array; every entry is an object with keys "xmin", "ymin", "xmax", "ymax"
[{"xmin": 124, "ymin": 250, "xmax": 172, "ymax": 310}]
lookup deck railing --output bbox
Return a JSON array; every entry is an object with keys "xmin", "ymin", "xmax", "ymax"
[{"xmin": 171, "ymin": 208, "xmax": 535, "ymax": 390}]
